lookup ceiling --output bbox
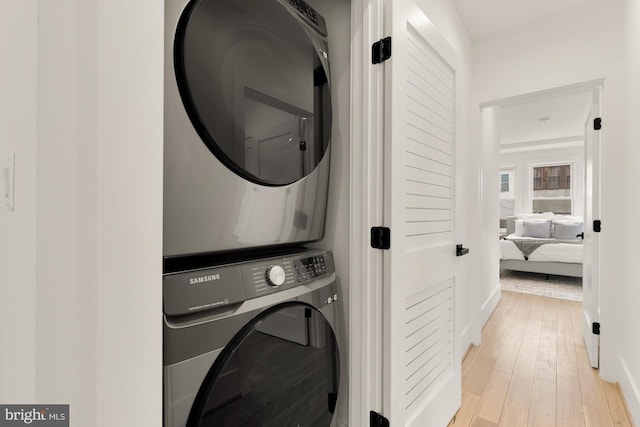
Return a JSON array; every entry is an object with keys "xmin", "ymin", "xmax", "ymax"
[
  {"xmin": 453, "ymin": 0, "xmax": 603, "ymax": 41},
  {"xmin": 450, "ymin": 0, "xmax": 597, "ymax": 152},
  {"xmin": 499, "ymin": 90, "xmax": 592, "ymax": 149}
]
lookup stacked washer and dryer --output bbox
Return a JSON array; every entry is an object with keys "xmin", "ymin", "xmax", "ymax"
[{"xmin": 163, "ymin": 0, "xmax": 341, "ymax": 426}]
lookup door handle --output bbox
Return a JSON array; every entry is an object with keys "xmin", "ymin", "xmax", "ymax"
[
  {"xmin": 576, "ymin": 232, "xmax": 584, "ymax": 239},
  {"xmin": 456, "ymin": 244, "xmax": 469, "ymax": 257}
]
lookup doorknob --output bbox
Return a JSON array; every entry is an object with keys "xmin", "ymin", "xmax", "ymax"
[{"xmin": 456, "ymin": 244, "xmax": 469, "ymax": 257}]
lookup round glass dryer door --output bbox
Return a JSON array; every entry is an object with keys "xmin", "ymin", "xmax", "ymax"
[
  {"xmin": 175, "ymin": 0, "xmax": 332, "ymax": 186},
  {"xmin": 187, "ymin": 303, "xmax": 340, "ymax": 427}
]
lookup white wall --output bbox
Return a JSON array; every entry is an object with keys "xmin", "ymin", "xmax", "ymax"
[
  {"xmin": 306, "ymin": 0, "xmax": 351, "ymax": 425},
  {"xmin": 37, "ymin": 2, "xmax": 101, "ymax": 421},
  {"xmin": 472, "ymin": 1, "xmax": 624, "ymax": 99},
  {"xmin": 475, "ymin": 107, "xmax": 501, "ymax": 333},
  {"xmin": 471, "ymin": 0, "xmax": 635, "ymax": 415},
  {"xmin": 500, "ymin": 144, "xmax": 585, "ymax": 217},
  {"xmin": 0, "ymin": 0, "xmax": 37, "ymax": 403},
  {"xmin": 37, "ymin": 1, "xmax": 163, "ymax": 425},
  {"xmin": 95, "ymin": 1, "xmax": 163, "ymax": 425},
  {"xmin": 619, "ymin": 0, "xmax": 640, "ymax": 422}
]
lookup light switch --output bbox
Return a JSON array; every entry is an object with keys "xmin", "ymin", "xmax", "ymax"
[{"xmin": 3, "ymin": 151, "xmax": 15, "ymax": 212}]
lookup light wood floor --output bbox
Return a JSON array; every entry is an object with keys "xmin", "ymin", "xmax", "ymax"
[{"xmin": 449, "ymin": 291, "xmax": 634, "ymax": 427}]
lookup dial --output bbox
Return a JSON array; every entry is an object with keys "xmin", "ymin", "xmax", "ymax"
[{"xmin": 265, "ymin": 265, "xmax": 286, "ymax": 287}]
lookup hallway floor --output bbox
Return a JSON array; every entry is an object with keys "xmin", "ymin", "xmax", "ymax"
[{"xmin": 450, "ymin": 291, "xmax": 633, "ymax": 427}]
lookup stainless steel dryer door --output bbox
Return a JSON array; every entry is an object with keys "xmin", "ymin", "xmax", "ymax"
[
  {"xmin": 164, "ymin": 0, "xmax": 333, "ymax": 257},
  {"xmin": 186, "ymin": 302, "xmax": 340, "ymax": 427},
  {"xmin": 175, "ymin": 0, "xmax": 331, "ymax": 186}
]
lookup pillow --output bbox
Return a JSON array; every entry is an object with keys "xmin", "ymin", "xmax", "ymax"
[
  {"xmin": 514, "ymin": 219, "xmax": 524, "ymax": 236},
  {"xmin": 523, "ymin": 219, "xmax": 552, "ymax": 238},
  {"xmin": 553, "ymin": 222, "xmax": 583, "ymax": 239}
]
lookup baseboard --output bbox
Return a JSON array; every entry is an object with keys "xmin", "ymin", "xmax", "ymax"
[
  {"xmin": 460, "ymin": 321, "xmax": 473, "ymax": 361},
  {"xmin": 619, "ymin": 356, "xmax": 640, "ymax": 426},
  {"xmin": 480, "ymin": 284, "xmax": 501, "ymax": 329}
]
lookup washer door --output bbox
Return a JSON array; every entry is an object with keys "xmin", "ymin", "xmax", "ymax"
[
  {"xmin": 175, "ymin": 0, "xmax": 332, "ymax": 186},
  {"xmin": 187, "ymin": 302, "xmax": 340, "ymax": 427}
]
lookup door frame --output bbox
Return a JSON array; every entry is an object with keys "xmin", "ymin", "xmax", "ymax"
[
  {"xmin": 349, "ymin": 0, "xmax": 464, "ymax": 424},
  {"xmin": 349, "ymin": 0, "xmax": 385, "ymax": 425},
  {"xmin": 475, "ymin": 77, "xmax": 605, "ymax": 363}
]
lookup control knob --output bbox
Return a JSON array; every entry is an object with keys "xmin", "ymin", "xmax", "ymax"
[{"xmin": 265, "ymin": 265, "xmax": 286, "ymax": 287}]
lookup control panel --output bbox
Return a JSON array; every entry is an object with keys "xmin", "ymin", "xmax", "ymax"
[
  {"xmin": 244, "ymin": 252, "xmax": 332, "ymax": 297},
  {"xmin": 293, "ymin": 254, "xmax": 326, "ymax": 281},
  {"xmin": 163, "ymin": 250, "xmax": 335, "ymax": 316},
  {"xmin": 280, "ymin": 0, "xmax": 327, "ymax": 36},
  {"xmin": 287, "ymin": 0, "xmax": 318, "ymax": 25},
  {"xmin": 249, "ymin": 260, "xmax": 296, "ymax": 295}
]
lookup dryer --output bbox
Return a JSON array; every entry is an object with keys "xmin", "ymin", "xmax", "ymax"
[
  {"xmin": 163, "ymin": 249, "xmax": 341, "ymax": 427},
  {"xmin": 164, "ymin": 0, "xmax": 333, "ymax": 259}
]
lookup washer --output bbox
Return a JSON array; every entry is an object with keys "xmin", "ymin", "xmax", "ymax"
[
  {"xmin": 163, "ymin": 250, "xmax": 341, "ymax": 427},
  {"xmin": 164, "ymin": 0, "xmax": 333, "ymax": 259}
]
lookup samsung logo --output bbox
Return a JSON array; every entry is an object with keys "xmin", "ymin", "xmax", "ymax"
[{"xmin": 189, "ymin": 273, "xmax": 221, "ymax": 285}]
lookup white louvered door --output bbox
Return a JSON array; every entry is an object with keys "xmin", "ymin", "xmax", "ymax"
[{"xmin": 381, "ymin": 2, "xmax": 461, "ymax": 426}]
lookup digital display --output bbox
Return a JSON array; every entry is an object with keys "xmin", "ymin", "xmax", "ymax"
[{"xmin": 294, "ymin": 256, "xmax": 326, "ymax": 282}]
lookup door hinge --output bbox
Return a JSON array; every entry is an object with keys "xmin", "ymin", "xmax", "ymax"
[
  {"xmin": 370, "ymin": 227, "xmax": 391, "ymax": 250},
  {"xmin": 592, "ymin": 322, "xmax": 601, "ymax": 335},
  {"xmin": 372, "ymin": 36, "xmax": 392, "ymax": 64},
  {"xmin": 370, "ymin": 411, "xmax": 390, "ymax": 427},
  {"xmin": 594, "ymin": 117, "xmax": 602, "ymax": 130},
  {"xmin": 593, "ymin": 220, "xmax": 602, "ymax": 233}
]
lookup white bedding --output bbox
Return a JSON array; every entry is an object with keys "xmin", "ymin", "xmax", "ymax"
[{"xmin": 500, "ymin": 234, "xmax": 583, "ymax": 264}]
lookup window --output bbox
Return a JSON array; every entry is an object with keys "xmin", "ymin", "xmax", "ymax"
[
  {"xmin": 500, "ymin": 167, "xmax": 515, "ymax": 199},
  {"xmin": 531, "ymin": 163, "xmax": 572, "ymax": 214},
  {"xmin": 534, "ymin": 164, "xmax": 570, "ymax": 190},
  {"xmin": 500, "ymin": 173, "xmax": 510, "ymax": 192},
  {"xmin": 500, "ymin": 167, "xmax": 515, "ymax": 219}
]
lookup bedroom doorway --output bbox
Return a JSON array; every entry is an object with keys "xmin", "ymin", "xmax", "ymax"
[
  {"xmin": 497, "ymin": 89, "xmax": 590, "ymax": 301},
  {"xmin": 481, "ymin": 80, "xmax": 603, "ymax": 367}
]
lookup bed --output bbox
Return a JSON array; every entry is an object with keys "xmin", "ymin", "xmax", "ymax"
[{"xmin": 500, "ymin": 214, "xmax": 584, "ymax": 278}]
